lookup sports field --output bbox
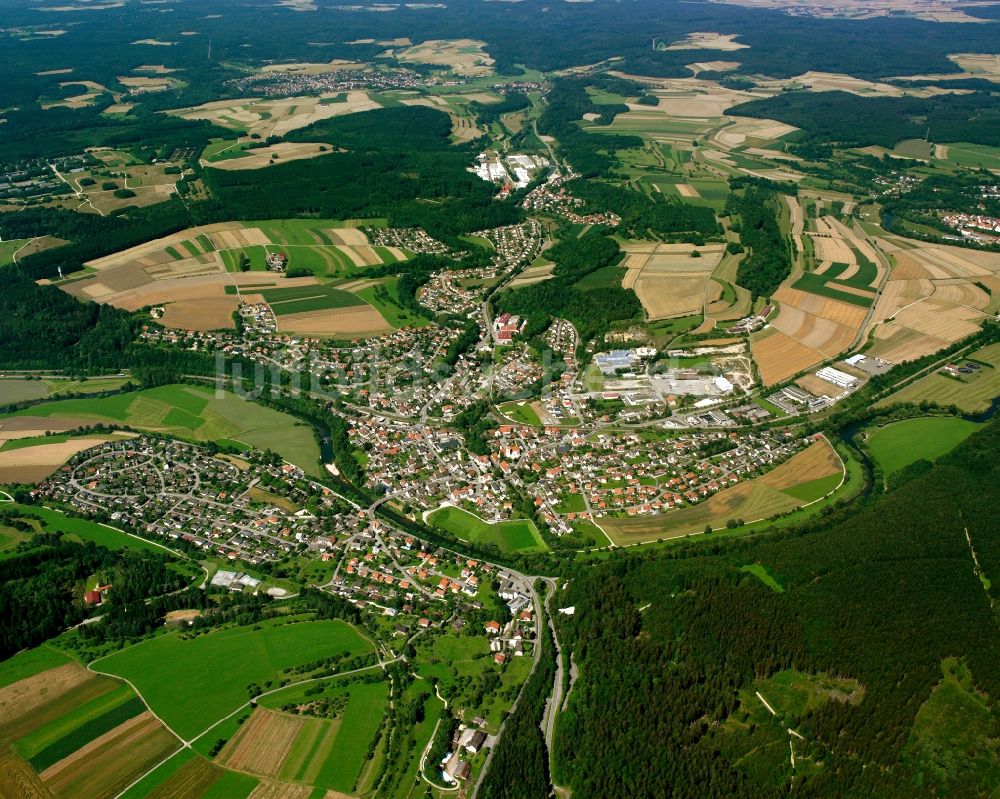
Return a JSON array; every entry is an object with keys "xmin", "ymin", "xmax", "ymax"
[
  {"xmin": 866, "ymin": 416, "xmax": 981, "ymax": 475},
  {"xmin": 498, "ymin": 400, "xmax": 542, "ymax": 426},
  {"xmin": 601, "ymin": 438, "xmax": 845, "ymax": 545},
  {"xmin": 95, "ymin": 619, "xmax": 374, "ymax": 740},
  {"xmin": 427, "ymin": 505, "xmax": 547, "ymax": 553},
  {"xmin": 5, "ymin": 384, "xmax": 323, "ymax": 477}
]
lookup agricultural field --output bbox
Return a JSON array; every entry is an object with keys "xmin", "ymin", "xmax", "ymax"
[
  {"xmin": 250, "ymin": 680, "xmax": 390, "ymax": 792},
  {"xmin": 754, "ymin": 215, "xmax": 885, "ymax": 385},
  {"xmin": 391, "ymin": 38, "xmax": 494, "ymax": 76},
  {"xmin": 172, "ymin": 91, "xmax": 381, "ymax": 139},
  {"xmin": 936, "ymin": 142, "xmax": 1000, "ymax": 172},
  {"xmin": 0, "ymin": 238, "xmax": 31, "ymax": 266},
  {"xmin": 427, "ymin": 505, "xmax": 548, "ymax": 553},
  {"xmin": 123, "ymin": 753, "xmax": 260, "ymax": 799},
  {"xmin": 620, "ymin": 242, "xmax": 726, "ymax": 320},
  {"xmin": 94, "ymin": 619, "xmax": 375, "ymax": 740},
  {"xmin": 0, "ymin": 376, "xmax": 133, "ymax": 406},
  {"xmin": 601, "ymin": 437, "xmax": 844, "ymax": 545},
  {"xmin": 877, "ymin": 342, "xmax": 1000, "ymax": 413},
  {"xmin": 866, "ymin": 236, "xmax": 1000, "ymax": 365},
  {"xmin": 0, "ymin": 660, "xmax": 180, "ymax": 799},
  {"xmin": 0, "ymin": 433, "xmax": 130, "ymax": 483},
  {"xmin": 866, "ymin": 416, "xmax": 981, "ymax": 475},
  {"xmin": 202, "ymin": 140, "xmax": 334, "ymax": 170},
  {"xmin": 54, "ymin": 220, "xmax": 406, "ymax": 335},
  {"xmin": 2, "ymin": 383, "xmax": 323, "ymax": 477}
]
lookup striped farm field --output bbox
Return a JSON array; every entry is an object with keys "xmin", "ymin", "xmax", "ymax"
[
  {"xmin": 217, "ymin": 708, "xmax": 304, "ymax": 778},
  {"xmin": 254, "ymin": 680, "xmax": 390, "ymax": 793},
  {"xmin": 259, "ymin": 284, "xmax": 366, "ymax": 316},
  {"xmin": 0, "ymin": 661, "xmax": 180, "ymax": 799}
]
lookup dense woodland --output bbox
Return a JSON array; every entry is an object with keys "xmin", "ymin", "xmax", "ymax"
[
  {"xmin": 729, "ymin": 90, "xmax": 1000, "ymax": 149},
  {"xmin": 725, "ymin": 184, "xmax": 792, "ymax": 299},
  {"xmin": 553, "ymin": 421, "xmax": 1000, "ymax": 798},
  {"xmin": 537, "ymin": 80, "xmax": 640, "ymax": 178},
  {"xmin": 200, "ymin": 106, "xmax": 522, "ymax": 242},
  {"xmin": 0, "ymin": 533, "xmax": 186, "ymax": 658},
  {"xmin": 569, "ymin": 178, "xmax": 720, "ymax": 240},
  {"xmin": 495, "ymin": 228, "xmax": 642, "ymax": 343}
]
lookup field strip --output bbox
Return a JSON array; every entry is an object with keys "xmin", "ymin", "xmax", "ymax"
[{"xmin": 110, "ymin": 658, "xmax": 394, "ymax": 799}]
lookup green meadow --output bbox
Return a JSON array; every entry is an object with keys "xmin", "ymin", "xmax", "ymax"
[
  {"xmin": 95, "ymin": 619, "xmax": 374, "ymax": 739},
  {"xmin": 261, "ymin": 680, "xmax": 390, "ymax": 792},
  {"xmin": 867, "ymin": 416, "xmax": 981, "ymax": 475},
  {"xmin": 2, "ymin": 504, "xmax": 168, "ymax": 554},
  {"xmin": 428, "ymin": 505, "xmax": 547, "ymax": 553},
  {"xmin": 7, "ymin": 384, "xmax": 323, "ymax": 477}
]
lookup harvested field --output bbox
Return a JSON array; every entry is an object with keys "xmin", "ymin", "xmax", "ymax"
[
  {"xmin": 0, "ymin": 664, "xmax": 95, "ymax": 729},
  {"xmin": 0, "ymin": 749, "xmax": 49, "ymax": 799},
  {"xmin": 768, "ymin": 286, "xmax": 865, "ymax": 360},
  {"xmin": 40, "ymin": 711, "xmax": 179, "ymax": 799},
  {"xmin": 277, "ymin": 306, "xmax": 392, "ymax": 337},
  {"xmin": 509, "ymin": 262, "xmax": 555, "ymax": 288},
  {"xmin": 392, "ymin": 39, "xmax": 494, "ymax": 75},
  {"xmin": 261, "ymin": 60, "xmax": 359, "ymax": 74},
  {"xmin": 758, "ymin": 438, "xmax": 841, "ymax": 490},
  {"xmin": 146, "ymin": 756, "xmax": 225, "ymax": 799},
  {"xmin": 218, "ymin": 708, "xmax": 304, "ymax": 779},
  {"xmin": 0, "ymin": 437, "xmax": 112, "ymax": 484},
  {"xmin": 675, "ymin": 183, "xmax": 700, "ymax": 198},
  {"xmin": 878, "ymin": 341, "xmax": 1000, "ymax": 412},
  {"xmin": 158, "ymin": 297, "xmax": 240, "ymax": 331},
  {"xmin": 207, "ymin": 142, "xmax": 334, "ymax": 170},
  {"xmin": 622, "ymin": 242, "xmax": 724, "ymax": 319},
  {"xmin": 172, "ymin": 93, "xmax": 381, "ymax": 138},
  {"xmin": 752, "ymin": 329, "xmax": 825, "ymax": 386},
  {"xmin": 0, "ymin": 416, "xmax": 98, "ymax": 441},
  {"xmin": 664, "ymin": 32, "xmax": 748, "ymax": 51},
  {"xmin": 248, "ymin": 782, "xmax": 313, "ymax": 799}
]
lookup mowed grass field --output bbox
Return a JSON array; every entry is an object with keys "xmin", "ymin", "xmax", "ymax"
[
  {"xmin": 1, "ymin": 503, "xmax": 170, "ymax": 555},
  {"xmin": 0, "ymin": 659, "xmax": 179, "ymax": 799},
  {"xmin": 878, "ymin": 342, "xmax": 1000, "ymax": 413},
  {"xmin": 254, "ymin": 680, "xmax": 390, "ymax": 792},
  {"xmin": 259, "ymin": 284, "xmax": 366, "ymax": 316},
  {"xmin": 428, "ymin": 505, "xmax": 548, "ymax": 553},
  {"xmin": 95, "ymin": 619, "xmax": 374, "ymax": 740},
  {"xmin": 5, "ymin": 384, "xmax": 323, "ymax": 477},
  {"xmin": 601, "ymin": 438, "xmax": 845, "ymax": 545},
  {"xmin": 866, "ymin": 416, "xmax": 981, "ymax": 475},
  {"xmin": 498, "ymin": 400, "xmax": 542, "ymax": 426}
]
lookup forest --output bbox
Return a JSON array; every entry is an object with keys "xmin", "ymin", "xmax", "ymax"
[
  {"xmin": 725, "ymin": 184, "xmax": 792, "ymax": 299},
  {"xmin": 0, "ymin": 532, "xmax": 187, "ymax": 659},
  {"xmin": 729, "ymin": 90, "xmax": 1000, "ymax": 149},
  {"xmin": 568, "ymin": 179, "xmax": 720, "ymax": 240},
  {"xmin": 495, "ymin": 229, "xmax": 642, "ymax": 344},
  {"xmin": 200, "ymin": 106, "xmax": 522, "ymax": 241},
  {"xmin": 552, "ymin": 420, "xmax": 1000, "ymax": 799},
  {"xmin": 537, "ymin": 79, "xmax": 641, "ymax": 178}
]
